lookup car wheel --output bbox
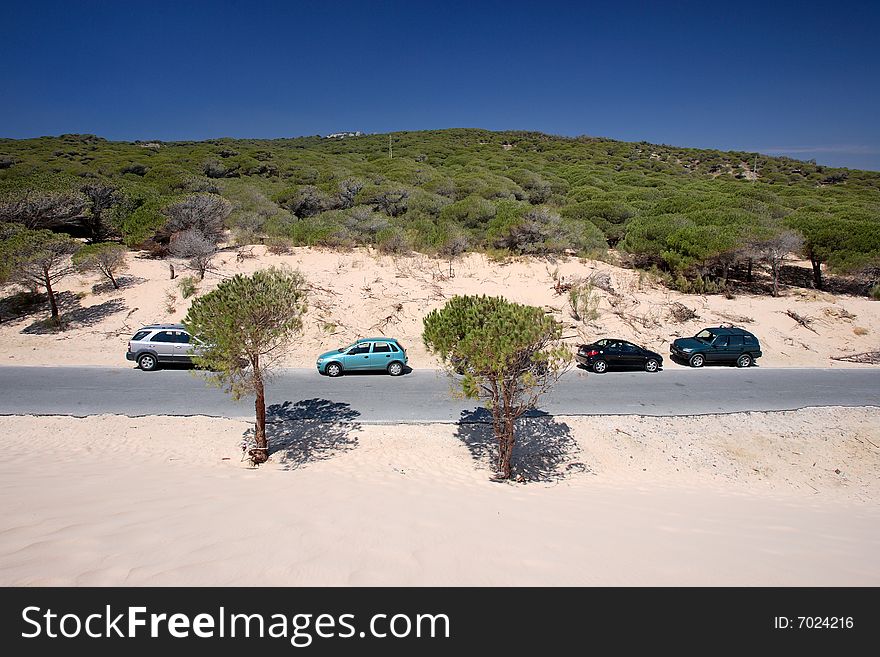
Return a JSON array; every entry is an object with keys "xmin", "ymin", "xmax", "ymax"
[
  {"xmin": 326, "ymin": 362, "xmax": 343, "ymax": 377},
  {"xmin": 137, "ymin": 353, "xmax": 158, "ymax": 372},
  {"xmin": 689, "ymin": 353, "xmax": 705, "ymax": 368},
  {"xmin": 387, "ymin": 362, "xmax": 404, "ymax": 376},
  {"xmin": 645, "ymin": 358, "xmax": 660, "ymax": 373},
  {"xmin": 736, "ymin": 353, "xmax": 752, "ymax": 368},
  {"xmin": 592, "ymin": 359, "xmax": 607, "ymax": 374}
]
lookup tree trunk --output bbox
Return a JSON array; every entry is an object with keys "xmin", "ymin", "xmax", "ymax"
[
  {"xmin": 810, "ymin": 256, "xmax": 823, "ymax": 290},
  {"xmin": 501, "ymin": 417, "xmax": 515, "ymax": 479},
  {"xmin": 251, "ymin": 357, "xmax": 269, "ymax": 464},
  {"xmin": 88, "ymin": 210, "xmax": 102, "ymax": 243},
  {"xmin": 169, "ymin": 263, "xmax": 176, "ymax": 280},
  {"xmin": 494, "ymin": 382, "xmax": 517, "ymax": 479},
  {"xmin": 494, "ymin": 412, "xmax": 515, "ymax": 479},
  {"xmin": 491, "ymin": 404, "xmax": 506, "ymax": 476},
  {"xmin": 746, "ymin": 258, "xmax": 753, "ymax": 282},
  {"xmin": 109, "ymin": 270, "xmax": 119, "ymax": 289},
  {"xmin": 44, "ymin": 268, "xmax": 59, "ymax": 322},
  {"xmin": 771, "ymin": 262, "xmax": 779, "ymax": 297}
]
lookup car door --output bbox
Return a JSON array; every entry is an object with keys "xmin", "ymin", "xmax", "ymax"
[
  {"xmin": 148, "ymin": 331, "xmax": 176, "ymax": 361},
  {"xmin": 602, "ymin": 341, "xmax": 621, "ymax": 366},
  {"xmin": 619, "ymin": 342, "xmax": 642, "ymax": 367},
  {"xmin": 344, "ymin": 343, "xmax": 371, "ymax": 370},
  {"xmin": 727, "ymin": 334, "xmax": 744, "ymax": 361},
  {"xmin": 173, "ymin": 331, "xmax": 193, "ymax": 362},
  {"xmin": 370, "ymin": 342, "xmax": 393, "ymax": 370},
  {"xmin": 708, "ymin": 334, "xmax": 729, "ymax": 362}
]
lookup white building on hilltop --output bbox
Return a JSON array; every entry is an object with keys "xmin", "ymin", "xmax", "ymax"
[{"xmin": 325, "ymin": 131, "xmax": 363, "ymax": 139}]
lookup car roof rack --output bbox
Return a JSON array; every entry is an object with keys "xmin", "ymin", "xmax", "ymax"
[{"xmin": 140, "ymin": 323, "xmax": 186, "ymax": 330}]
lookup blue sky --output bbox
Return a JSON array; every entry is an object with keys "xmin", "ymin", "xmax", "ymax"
[{"xmin": 2, "ymin": 0, "xmax": 878, "ymax": 169}]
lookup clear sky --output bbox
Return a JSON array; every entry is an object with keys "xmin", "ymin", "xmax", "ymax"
[{"xmin": 2, "ymin": 0, "xmax": 878, "ymax": 169}]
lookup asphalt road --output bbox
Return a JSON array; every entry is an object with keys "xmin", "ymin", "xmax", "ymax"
[{"xmin": 0, "ymin": 365, "xmax": 877, "ymax": 422}]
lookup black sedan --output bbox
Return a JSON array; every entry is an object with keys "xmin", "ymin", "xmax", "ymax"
[{"xmin": 575, "ymin": 339, "xmax": 663, "ymax": 373}]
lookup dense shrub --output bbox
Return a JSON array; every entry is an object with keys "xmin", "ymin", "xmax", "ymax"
[{"xmin": 0, "ymin": 129, "xmax": 876, "ymax": 293}]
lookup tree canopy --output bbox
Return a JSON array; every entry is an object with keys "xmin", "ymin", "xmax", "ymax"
[
  {"xmin": 183, "ymin": 267, "xmax": 308, "ymax": 464},
  {"xmin": 423, "ymin": 294, "xmax": 570, "ymax": 480}
]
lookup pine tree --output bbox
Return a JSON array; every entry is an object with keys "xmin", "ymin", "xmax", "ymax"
[
  {"xmin": 423, "ymin": 295, "xmax": 570, "ymax": 479},
  {"xmin": 73, "ymin": 242, "xmax": 128, "ymax": 289},
  {"xmin": 184, "ymin": 267, "xmax": 308, "ymax": 464},
  {"xmin": 1, "ymin": 226, "xmax": 80, "ymax": 323}
]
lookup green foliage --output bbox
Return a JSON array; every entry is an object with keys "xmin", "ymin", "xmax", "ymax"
[
  {"xmin": 183, "ymin": 268, "xmax": 308, "ymax": 463},
  {"xmin": 439, "ymin": 195, "xmax": 497, "ymax": 229},
  {"xmin": 184, "ymin": 267, "xmax": 308, "ymax": 397},
  {"xmin": 423, "ymin": 294, "xmax": 570, "ymax": 479},
  {"xmin": 0, "ymin": 225, "xmax": 81, "ymax": 321},
  {"xmin": 376, "ymin": 227, "xmax": 411, "ymax": 254},
  {"xmin": 177, "ymin": 275, "xmax": 198, "ymax": 298},
  {"xmin": 568, "ymin": 280, "xmax": 600, "ymax": 323},
  {"xmin": 1, "ymin": 129, "xmax": 877, "ymax": 286},
  {"xmin": 266, "ymin": 236, "xmax": 294, "ymax": 254},
  {"xmin": 490, "ymin": 205, "xmax": 606, "ymax": 255},
  {"xmin": 785, "ymin": 208, "xmax": 880, "ymax": 274},
  {"xmin": 73, "ymin": 242, "xmax": 128, "ymax": 288},
  {"xmin": 111, "ymin": 189, "xmax": 169, "ymax": 247},
  {"xmin": 561, "ymin": 200, "xmax": 633, "ymax": 246}
]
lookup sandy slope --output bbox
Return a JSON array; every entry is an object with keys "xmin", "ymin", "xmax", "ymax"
[
  {"xmin": 0, "ymin": 246, "xmax": 877, "ymax": 369},
  {"xmin": 1, "ymin": 407, "xmax": 877, "ymax": 586}
]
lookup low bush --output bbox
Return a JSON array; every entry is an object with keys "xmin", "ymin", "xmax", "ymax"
[{"xmin": 177, "ymin": 275, "xmax": 198, "ymax": 298}]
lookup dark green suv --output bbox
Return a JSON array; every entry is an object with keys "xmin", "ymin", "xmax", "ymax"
[{"xmin": 670, "ymin": 326, "xmax": 762, "ymax": 368}]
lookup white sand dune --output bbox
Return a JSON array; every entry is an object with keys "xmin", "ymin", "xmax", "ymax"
[
  {"xmin": 1, "ymin": 246, "xmax": 878, "ymax": 370},
  {"xmin": 1, "ymin": 408, "xmax": 877, "ymax": 586}
]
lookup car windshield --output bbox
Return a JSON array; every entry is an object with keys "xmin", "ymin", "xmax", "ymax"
[
  {"xmin": 340, "ymin": 342, "xmax": 359, "ymax": 353},
  {"xmin": 695, "ymin": 330, "xmax": 715, "ymax": 342}
]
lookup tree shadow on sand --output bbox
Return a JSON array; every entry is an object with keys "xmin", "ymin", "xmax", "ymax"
[
  {"xmin": 242, "ymin": 398, "xmax": 362, "ymax": 470},
  {"xmin": 1, "ymin": 290, "xmax": 78, "ymax": 323},
  {"xmin": 21, "ymin": 297, "xmax": 127, "ymax": 334},
  {"xmin": 455, "ymin": 408, "xmax": 589, "ymax": 483},
  {"xmin": 90, "ymin": 275, "xmax": 145, "ymax": 295}
]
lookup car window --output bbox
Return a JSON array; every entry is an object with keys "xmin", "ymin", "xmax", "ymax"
[
  {"xmin": 729, "ymin": 335, "xmax": 743, "ymax": 347},
  {"xmin": 388, "ymin": 342, "xmax": 399, "ymax": 352},
  {"xmin": 744, "ymin": 335, "xmax": 756, "ymax": 345},
  {"xmin": 714, "ymin": 335, "xmax": 729, "ymax": 347},
  {"xmin": 373, "ymin": 343, "xmax": 391, "ymax": 353},
  {"xmin": 394, "ymin": 342, "xmax": 405, "ymax": 352},
  {"xmin": 132, "ymin": 330, "xmax": 150, "ymax": 341},
  {"xmin": 620, "ymin": 343, "xmax": 636, "ymax": 352},
  {"xmin": 348, "ymin": 344, "xmax": 370, "ymax": 355},
  {"xmin": 596, "ymin": 339, "xmax": 607, "ymax": 347},
  {"xmin": 150, "ymin": 331, "xmax": 177, "ymax": 343},
  {"xmin": 695, "ymin": 330, "xmax": 715, "ymax": 341},
  {"xmin": 175, "ymin": 332, "xmax": 191, "ymax": 344}
]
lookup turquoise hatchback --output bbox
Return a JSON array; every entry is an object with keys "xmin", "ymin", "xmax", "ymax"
[{"xmin": 316, "ymin": 338, "xmax": 408, "ymax": 377}]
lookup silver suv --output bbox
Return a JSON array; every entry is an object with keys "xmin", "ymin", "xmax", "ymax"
[{"xmin": 126, "ymin": 324, "xmax": 202, "ymax": 371}]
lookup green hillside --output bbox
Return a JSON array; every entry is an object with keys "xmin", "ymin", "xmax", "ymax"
[{"xmin": 1, "ymin": 129, "xmax": 878, "ymax": 292}]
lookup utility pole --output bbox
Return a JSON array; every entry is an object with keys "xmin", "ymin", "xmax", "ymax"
[{"xmin": 389, "ymin": 134, "xmax": 393, "ymax": 159}]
